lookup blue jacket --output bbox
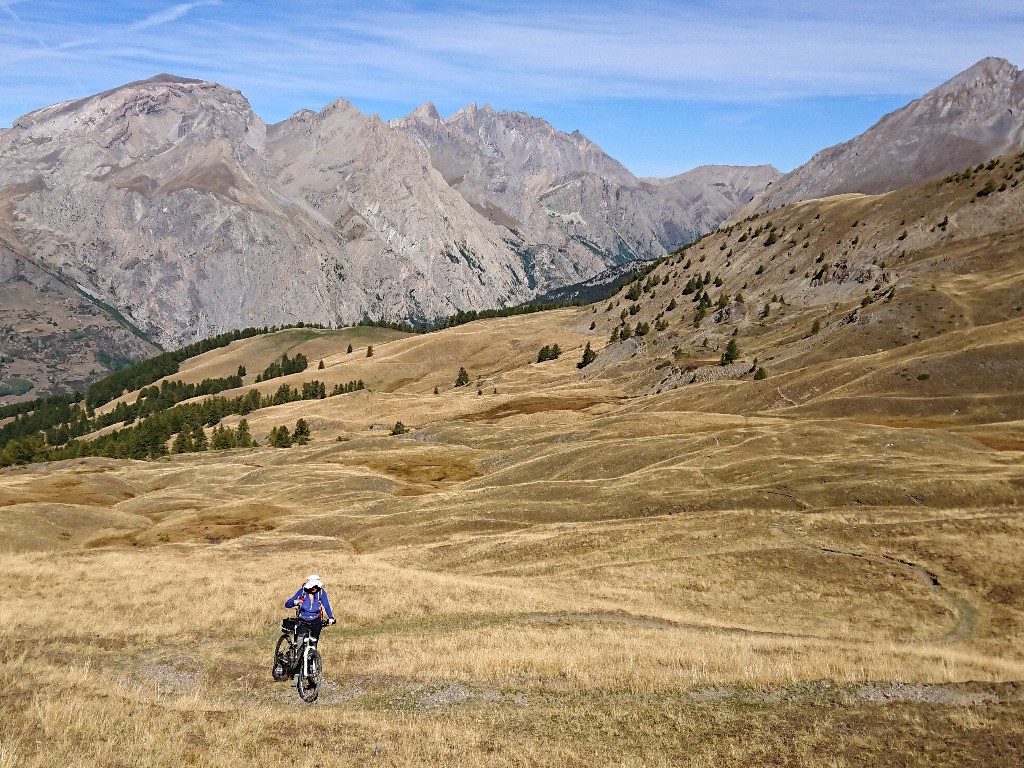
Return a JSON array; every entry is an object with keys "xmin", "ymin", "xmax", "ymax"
[{"xmin": 285, "ymin": 587, "xmax": 334, "ymax": 622}]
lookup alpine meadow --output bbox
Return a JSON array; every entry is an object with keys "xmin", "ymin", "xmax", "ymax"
[{"xmin": 1, "ymin": 42, "xmax": 1024, "ymax": 768}]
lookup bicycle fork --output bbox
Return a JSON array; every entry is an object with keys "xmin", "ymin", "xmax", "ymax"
[{"xmin": 302, "ymin": 636, "xmax": 318, "ymax": 677}]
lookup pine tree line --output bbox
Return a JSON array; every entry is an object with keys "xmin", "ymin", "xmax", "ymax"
[
  {"xmin": 255, "ymin": 352, "xmax": 309, "ymax": 382},
  {"xmin": 0, "ymin": 379, "xmax": 347, "ymax": 466}
]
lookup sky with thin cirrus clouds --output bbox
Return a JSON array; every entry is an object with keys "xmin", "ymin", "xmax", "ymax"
[{"xmin": 2, "ymin": 0, "xmax": 1022, "ymax": 177}]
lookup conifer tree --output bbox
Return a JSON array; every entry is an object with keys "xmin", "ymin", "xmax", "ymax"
[
  {"xmin": 347, "ymin": 344, "xmax": 353, "ymax": 353},
  {"xmin": 269, "ymin": 425, "xmax": 292, "ymax": 448},
  {"xmin": 172, "ymin": 428, "xmax": 194, "ymax": 454},
  {"xmin": 211, "ymin": 424, "xmax": 235, "ymax": 450},
  {"xmin": 235, "ymin": 419, "xmax": 253, "ymax": 448},
  {"xmin": 577, "ymin": 342, "xmax": 597, "ymax": 369},
  {"xmin": 720, "ymin": 338, "xmax": 740, "ymax": 365},
  {"xmin": 455, "ymin": 367, "xmax": 470, "ymax": 387},
  {"xmin": 293, "ymin": 418, "xmax": 310, "ymax": 445},
  {"xmin": 191, "ymin": 424, "xmax": 208, "ymax": 451}
]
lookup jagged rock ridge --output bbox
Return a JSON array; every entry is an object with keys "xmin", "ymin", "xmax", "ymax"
[
  {"xmin": 392, "ymin": 104, "xmax": 780, "ymax": 280},
  {"xmin": 0, "ymin": 76, "xmax": 777, "ymax": 355},
  {"xmin": 747, "ymin": 57, "xmax": 1024, "ymax": 212}
]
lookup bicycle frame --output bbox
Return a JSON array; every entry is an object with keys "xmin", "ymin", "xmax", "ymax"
[
  {"xmin": 300, "ymin": 633, "xmax": 318, "ymax": 677},
  {"xmin": 274, "ymin": 616, "xmax": 328, "ymax": 699}
]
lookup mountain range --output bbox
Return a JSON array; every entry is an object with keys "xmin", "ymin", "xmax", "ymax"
[
  {"xmin": 0, "ymin": 76, "xmax": 774, "ymax": 349},
  {"xmin": 2, "ymin": 56, "xmax": 1023, "ymax": 400}
]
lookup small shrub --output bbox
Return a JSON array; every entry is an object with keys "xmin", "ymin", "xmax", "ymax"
[{"xmin": 537, "ymin": 344, "xmax": 562, "ymax": 362}]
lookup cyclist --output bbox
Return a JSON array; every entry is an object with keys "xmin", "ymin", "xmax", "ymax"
[{"xmin": 284, "ymin": 574, "xmax": 336, "ymax": 683}]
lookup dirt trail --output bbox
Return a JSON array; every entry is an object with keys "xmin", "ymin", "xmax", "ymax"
[
  {"xmin": 773, "ymin": 520, "xmax": 977, "ymax": 643},
  {"xmin": 252, "ymin": 671, "xmax": 1024, "ymax": 710},
  {"xmin": 519, "ymin": 611, "xmax": 817, "ymax": 640}
]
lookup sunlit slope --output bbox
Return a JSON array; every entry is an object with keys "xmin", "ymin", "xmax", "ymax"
[
  {"xmin": 585, "ymin": 149, "xmax": 1024, "ymax": 424},
  {"xmin": 2, "ymin": 153, "xmax": 1024, "ymax": 767}
]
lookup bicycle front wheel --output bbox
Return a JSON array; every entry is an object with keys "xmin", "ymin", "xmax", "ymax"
[
  {"xmin": 297, "ymin": 649, "xmax": 322, "ymax": 703},
  {"xmin": 272, "ymin": 634, "xmax": 292, "ymax": 681}
]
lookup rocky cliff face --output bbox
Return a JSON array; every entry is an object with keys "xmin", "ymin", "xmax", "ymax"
[
  {"xmin": 0, "ymin": 75, "xmax": 354, "ymax": 349},
  {"xmin": 0, "ymin": 246, "xmax": 158, "ymax": 400},
  {"xmin": 746, "ymin": 57, "xmax": 1024, "ymax": 212},
  {"xmin": 393, "ymin": 104, "xmax": 780, "ymax": 273},
  {"xmin": 0, "ymin": 75, "xmax": 776, "ymax": 356}
]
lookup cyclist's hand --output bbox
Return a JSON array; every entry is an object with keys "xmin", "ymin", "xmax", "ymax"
[{"xmin": 328, "ymin": 617, "xmax": 337, "ymax": 626}]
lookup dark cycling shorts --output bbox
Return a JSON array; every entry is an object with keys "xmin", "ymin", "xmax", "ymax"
[{"xmin": 297, "ymin": 618, "xmax": 323, "ymax": 643}]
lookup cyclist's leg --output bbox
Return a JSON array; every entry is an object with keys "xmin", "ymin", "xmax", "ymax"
[{"xmin": 310, "ymin": 618, "xmax": 323, "ymax": 642}]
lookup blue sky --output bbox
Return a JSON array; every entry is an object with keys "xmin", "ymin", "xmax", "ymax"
[{"xmin": 2, "ymin": 1, "xmax": 1022, "ymax": 176}]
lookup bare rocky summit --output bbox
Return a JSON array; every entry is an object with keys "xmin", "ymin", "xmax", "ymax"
[
  {"xmin": 0, "ymin": 75, "xmax": 776, "ymax": 363},
  {"xmin": 393, "ymin": 104, "xmax": 779, "ymax": 276},
  {"xmin": 744, "ymin": 57, "xmax": 1024, "ymax": 214}
]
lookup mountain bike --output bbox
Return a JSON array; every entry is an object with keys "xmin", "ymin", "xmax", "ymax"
[{"xmin": 272, "ymin": 616, "xmax": 326, "ymax": 702}]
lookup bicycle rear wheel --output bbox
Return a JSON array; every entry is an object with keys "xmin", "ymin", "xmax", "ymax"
[
  {"xmin": 272, "ymin": 634, "xmax": 292, "ymax": 681},
  {"xmin": 297, "ymin": 649, "xmax": 322, "ymax": 703}
]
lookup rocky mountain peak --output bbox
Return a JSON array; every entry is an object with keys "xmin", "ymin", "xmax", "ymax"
[
  {"xmin": 8, "ymin": 73, "xmax": 261, "ymax": 167},
  {"xmin": 939, "ymin": 56, "xmax": 1019, "ymax": 92},
  {"xmin": 743, "ymin": 57, "xmax": 1024, "ymax": 213},
  {"xmin": 408, "ymin": 102, "xmax": 442, "ymax": 121},
  {"xmin": 0, "ymin": 74, "xmax": 794, "ymax": 364}
]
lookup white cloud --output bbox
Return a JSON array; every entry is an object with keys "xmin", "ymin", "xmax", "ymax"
[
  {"xmin": 2, "ymin": 0, "xmax": 1023, "ymax": 126},
  {"xmin": 126, "ymin": 1, "xmax": 220, "ymax": 33}
]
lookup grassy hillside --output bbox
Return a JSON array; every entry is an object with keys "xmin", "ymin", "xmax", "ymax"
[{"xmin": 1, "ymin": 153, "xmax": 1023, "ymax": 766}]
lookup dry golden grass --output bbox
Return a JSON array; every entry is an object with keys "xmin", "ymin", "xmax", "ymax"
[
  {"xmin": 4, "ymin": 165, "xmax": 1024, "ymax": 763},
  {"xmin": 3, "ymin": 376, "xmax": 1024, "ymax": 764}
]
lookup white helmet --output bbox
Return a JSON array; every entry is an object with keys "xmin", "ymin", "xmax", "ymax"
[{"xmin": 303, "ymin": 574, "xmax": 324, "ymax": 590}]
